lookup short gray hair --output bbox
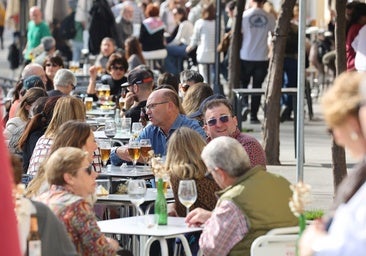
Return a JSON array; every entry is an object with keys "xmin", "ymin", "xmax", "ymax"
[
  {"xmin": 53, "ymin": 69, "xmax": 77, "ymax": 88},
  {"xmin": 201, "ymin": 136, "xmax": 251, "ymax": 178},
  {"xmin": 41, "ymin": 36, "xmax": 56, "ymax": 52}
]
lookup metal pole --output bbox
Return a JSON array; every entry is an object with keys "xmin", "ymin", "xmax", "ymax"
[
  {"xmin": 296, "ymin": 0, "xmax": 306, "ymax": 182},
  {"xmin": 214, "ymin": 0, "xmax": 223, "ymax": 95}
]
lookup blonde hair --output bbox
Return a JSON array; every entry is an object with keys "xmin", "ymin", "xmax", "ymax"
[
  {"xmin": 181, "ymin": 83, "xmax": 213, "ymax": 116},
  {"xmin": 44, "ymin": 96, "xmax": 86, "ymax": 137},
  {"xmin": 45, "ymin": 147, "xmax": 88, "ymax": 186},
  {"xmin": 322, "ymin": 71, "xmax": 365, "ymax": 128},
  {"xmin": 165, "ymin": 127, "xmax": 207, "ymax": 179}
]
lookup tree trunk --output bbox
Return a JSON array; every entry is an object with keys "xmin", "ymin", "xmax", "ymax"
[
  {"xmin": 332, "ymin": 0, "xmax": 347, "ymax": 190},
  {"xmin": 262, "ymin": 0, "xmax": 297, "ymax": 165},
  {"xmin": 227, "ymin": 0, "xmax": 245, "ymax": 98}
]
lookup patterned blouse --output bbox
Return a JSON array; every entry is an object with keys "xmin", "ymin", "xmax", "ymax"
[
  {"xmin": 37, "ymin": 185, "xmax": 116, "ymax": 256},
  {"xmin": 27, "ymin": 135, "xmax": 53, "ymax": 176}
]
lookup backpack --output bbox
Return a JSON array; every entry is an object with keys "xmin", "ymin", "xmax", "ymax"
[
  {"xmin": 7, "ymin": 42, "xmax": 20, "ymax": 70},
  {"xmin": 60, "ymin": 11, "xmax": 77, "ymax": 40}
]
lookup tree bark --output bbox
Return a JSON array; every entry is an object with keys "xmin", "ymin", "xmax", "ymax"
[
  {"xmin": 332, "ymin": 0, "xmax": 347, "ymax": 190},
  {"xmin": 262, "ymin": 0, "xmax": 297, "ymax": 165},
  {"xmin": 227, "ymin": 0, "xmax": 245, "ymax": 98}
]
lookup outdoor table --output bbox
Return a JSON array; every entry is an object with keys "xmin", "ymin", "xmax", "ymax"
[
  {"xmin": 98, "ymin": 216, "xmax": 202, "ymax": 256},
  {"xmin": 93, "ymin": 130, "xmax": 131, "ymax": 143}
]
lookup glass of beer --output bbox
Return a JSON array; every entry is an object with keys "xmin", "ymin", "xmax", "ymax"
[
  {"xmin": 128, "ymin": 139, "xmax": 141, "ymax": 173},
  {"xmin": 140, "ymin": 139, "xmax": 152, "ymax": 169},
  {"xmin": 69, "ymin": 61, "xmax": 79, "ymax": 73},
  {"xmin": 97, "ymin": 139, "xmax": 111, "ymax": 172},
  {"xmin": 119, "ymin": 97, "xmax": 125, "ymax": 110},
  {"xmin": 84, "ymin": 97, "xmax": 93, "ymax": 111}
]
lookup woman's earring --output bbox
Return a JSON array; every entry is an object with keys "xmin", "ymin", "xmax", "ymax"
[{"xmin": 350, "ymin": 131, "xmax": 359, "ymax": 141}]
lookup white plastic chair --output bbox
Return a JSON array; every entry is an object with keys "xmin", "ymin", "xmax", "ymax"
[
  {"xmin": 266, "ymin": 226, "xmax": 300, "ymax": 235},
  {"xmin": 250, "ymin": 234, "xmax": 298, "ymax": 256}
]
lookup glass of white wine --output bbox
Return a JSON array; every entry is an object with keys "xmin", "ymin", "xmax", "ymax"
[
  {"xmin": 104, "ymin": 120, "xmax": 117, "ymax": 146},
  {"xmin": 178, "ymin": 180, "xmax": 197, "ymax": 217},
  {"xmin": 127, "ymin": 179, "xmax": 147, "ymax": 216}
]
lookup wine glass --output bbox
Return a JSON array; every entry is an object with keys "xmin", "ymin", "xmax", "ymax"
[
  {"xmin": 104, "ymin": 120, "xmax": 117, "ymax": 146},
  {"xmin": 140, "ymin": 139, "xmax": 152, "ymax": 169},
  {"xmin": 97, "ymin": 139, "xmax": 111, "ymax": 172},
  {"xmin": 178, "ymin": 180, "xmax": 197, "ymax": 217},
  {"xmin": 128, "ymin": 139, "xmax": 141, "ymax": 172},
  {"xmin": 131, "ymin": 122, "xmax": 143, "ymax": 137},
  {"xmin": 128, "ymin": 179, "xmax": 147, "ymax": 216}
]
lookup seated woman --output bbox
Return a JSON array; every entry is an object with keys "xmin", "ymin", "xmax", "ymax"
[
  {"xmin": 87, "ymin": 53, "xmax": 128, "ymax": 103},
  {"xmin": 165, "ymin": 127, "xmax": 220, "ymax": 255},
  {"xmin": 300, "ymin": 71, "xmax": 366, "ymax": 255},
  {"xmin": 165, "ymin": 127, "xmax": 220, "ymax": 216},
  {"xmin": 10, "ymin": 154, "xmax": 78, "ymax": 256},
  {"xmin": 36, "ymin": 147, "xmax": 119, "ymax": 255},
  {"xmin": 124, "ymin": 36, "xmax": 146, "ymax": 71},
  {"xmin": 26, "ymin": 120, "xmax": 100, "ymax": 198},
  {"xmin": 139, "ymin": 3, "xmax": 167, "ymax": 70},
  {"xmin": 42, "ymin": 55, "xmax": 64, "ymax": 91}
]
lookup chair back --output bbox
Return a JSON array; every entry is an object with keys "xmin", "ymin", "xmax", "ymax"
[{"xmin": 250, "ymin": 234, "xmax": 297, "ymax": 256}]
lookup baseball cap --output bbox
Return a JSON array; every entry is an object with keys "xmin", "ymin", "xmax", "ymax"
[
  {"xmin": 23, "ymin": 75, "xmax": 44, "ymax": 90},
  {"xmin": 188, "ymin": 94, "xmax": 226, "ymax": 118},
  {"xmin": 121, "ymin": 69, "xmax": 153, "ymax": 87}
]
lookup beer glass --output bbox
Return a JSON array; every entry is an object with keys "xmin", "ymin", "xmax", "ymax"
[
  {"xmin": 97, "ymin": 139, "xmax": 111, "ymax": 172},
  {"xmin": 128, "ymin": 139, "xmax": 141, "ymax": 172}
]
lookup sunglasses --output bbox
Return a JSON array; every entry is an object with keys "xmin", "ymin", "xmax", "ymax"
[
  {"xmin": 83, "ymin": 165, "xmax": 93, "ymax": 175},
  {"xmin": 111, "ymin": 65, "xmax": 124, "ymax": 71},
  {"xmin": 181, "ymin": 84, "xmax": 190, "ymax": 92},
  {"xmin": 45, "ymin": 63, "xmax": 59, "ymax": 67},
  {"xmin": 206, "ymin": 115, "xmax": 231, "ymax": 126}
]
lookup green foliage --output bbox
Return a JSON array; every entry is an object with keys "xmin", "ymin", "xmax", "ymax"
[{"xmin": 304, "ymin": 209, "xmax": 324, "ymax": 220}]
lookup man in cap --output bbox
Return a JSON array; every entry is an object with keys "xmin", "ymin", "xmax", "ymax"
[{"xmin": 121, "ymin": 68, "xmax": 154, "ymax": 122}]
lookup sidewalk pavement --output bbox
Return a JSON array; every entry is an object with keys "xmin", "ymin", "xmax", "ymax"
[{"xmin": 0, "ymin": 27, "xmax": 351, "ymax": 212}]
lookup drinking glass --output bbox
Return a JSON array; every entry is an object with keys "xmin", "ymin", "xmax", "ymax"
[
  {"xmin": 104, "ymin": 120, "xmax": 117, "ymax": 146},
  {"xmin": 97, "ymin": 139, "xmax": 111, "ymax": 172},
  {"xmin": 127, "ymin": 179, "xmax": 147, "ymax": 216},
  {"xmin": 131, "ymin": 122, "xmax": 143, "ymax": 137},
  {"xmin": 96, "ymin": 83, "xmax": 110, "ymax": 101},
  {"xmin": 128, "ymin": 140, "xmax": 141, "ymax": 172},
  {"xmin": 178, "ymin": 180, "xmax": 197, "ymax": 216},
  {"xmin": 119, "ymin": 97, "xmax": 125, "ymax": 110},
  {"xmin": 140, "ymin": 139, "xmax": 152, "ymax": 169}
]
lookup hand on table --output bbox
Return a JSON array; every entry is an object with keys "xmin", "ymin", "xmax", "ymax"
[{"xmin": 185, "ymin": 207, "xmax": 212, "ymax": 227}]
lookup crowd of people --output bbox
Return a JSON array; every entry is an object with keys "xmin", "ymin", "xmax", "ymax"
[{"xmin": 2, "ymin": 0, "xmax": 366, "ymax": 255}]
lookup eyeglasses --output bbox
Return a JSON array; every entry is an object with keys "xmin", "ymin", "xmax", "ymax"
[
  {"xmin": 181, "ymin": 84, "xmax": 190, "ymax": 92},
  {"xmin": 111, "ymin": 65, "xmax": 124, "ymax": 71},
  {"xmin": 45, "ymin": 63, "xmax": 59, "ymax": 67},
  {"xmin": 70, "ymin": 83, "xmax": 76, "ymax": 90},
  {"xmin": 145, "ymin": 101, "xmax": 169, "ymax": 111},
  {"xmin": 206, "ymin": 115, "xmax": 231, "ymax": 126},
  {"xmin": 83, "ymin": 165, "xmax": 94, "ymax": 175},
  {"xmin": 204, "ymin": 167, "xmax": 217, "ymax": 178}
]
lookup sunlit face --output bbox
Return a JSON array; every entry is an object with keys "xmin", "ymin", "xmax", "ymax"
[
  {"xmin": 331, "ymin": 116, "xmax": 366, "ymax": 161},
  {"xmin": 204, "ymin": 104, "xmax": 237, "ymax": 139},
  {"xmin": 68, "ymin": 157, "xmax": 98, "ymax": 198},
  {"xmin": 122, "ymin": 5, "xmax": 134, "ymax": 21},
  {"xmin": 145, "ymin": 91, "xmax": 170, "ymax": 127},
  {"xmin": 82, "ymin": 131, "xmax": 98, "ymax": 162},
  {"xmin": 44, "ymin": 62, "xmax": 61, "ymax": 79},
  {"xmin": 109, "ymin": 64, "xmax": 126, "ymax": 80},
  {"xmin": 100, "ymin": 40, "xmax": 115, "ymax": 57},
  {"xmin": 30, "ymin": 8, "xmax": 42, "ymax": 24}
]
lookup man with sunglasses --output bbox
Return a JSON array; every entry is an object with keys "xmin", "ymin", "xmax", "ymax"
[
  {"xmin": 110, "ymin": 88, "xmax": 205, "ymax": 165},
  {"xmin": 202, "ymin": 98, "xmax": 266, "ymax": 168}
]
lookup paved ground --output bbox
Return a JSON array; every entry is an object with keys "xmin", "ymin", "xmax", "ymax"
[{"xmin": 0, "ymin": 27, "xmax": 353, "ymax": 212}]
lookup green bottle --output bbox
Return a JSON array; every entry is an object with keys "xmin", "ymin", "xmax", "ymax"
[{"xmin": 155, "ymin": 178, "xmax": 168, "ymax": 225}]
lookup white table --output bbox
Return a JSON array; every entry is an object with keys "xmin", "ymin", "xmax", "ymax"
[
  {"xmin": 98, "ymin": 216, "xmax": 202, "ymax": 256},
  {"xmin": 87, "ymin": 109, "xmax": 115, "ymax": 116},
  {"xmin": 99, "ymin": 165, "xmax": 154, "ymax": 179}
]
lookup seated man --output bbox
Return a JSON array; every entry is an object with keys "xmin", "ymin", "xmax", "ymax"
[
  {"xmin": 202, "ymin": 98, "xmax": 266, "ymax": 168},
  {"xmin": 121, "ymin": 68, "xmax": 154, "ymax": 122},
  {"xmin": 47, "ymin": 69, "xmax": 76, "ymax": 96},
  {"xmin": 110, "ymin": 88, "xmax": 205, "ymax": 165},
  {"xmin": 186, "ymin": 136, "xmax": 297, "ymax": 255}
]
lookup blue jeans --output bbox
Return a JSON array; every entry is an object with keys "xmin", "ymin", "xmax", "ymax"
[
  {"xmin": 164, "ymin": 44, "xmax": 187, "ymax": 75},
  {"xmin": 282, "ymin": 57, "xmax": 298, "ymax": 111}
]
